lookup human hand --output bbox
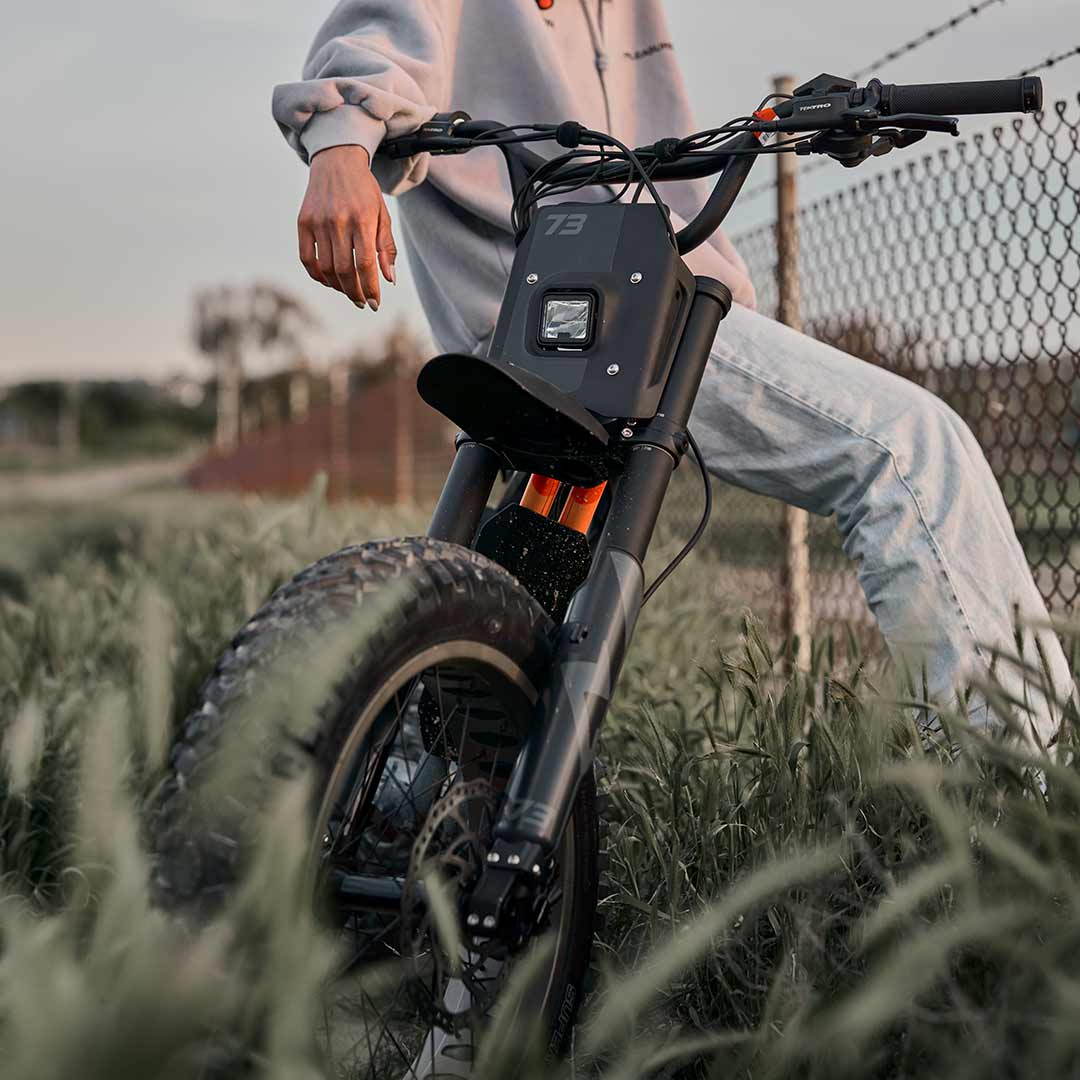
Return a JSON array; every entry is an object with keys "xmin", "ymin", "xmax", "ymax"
[{"xmin": 298, "ymin": 145, "xmax": 397, "ymax": 309}]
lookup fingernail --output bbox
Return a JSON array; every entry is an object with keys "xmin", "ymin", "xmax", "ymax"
[
  {"xmin": 354, "ymin": 299, "xmax": 366, "ymax": 309},
  {"xmin": 369, "ymin": 299, "xmax": 379, "ymax": 312},
  {"xmin": 388, "ymin": 264, "xmax": 397, "ymax": 285}
]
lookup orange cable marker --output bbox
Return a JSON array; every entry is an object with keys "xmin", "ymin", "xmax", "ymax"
[
  {"xmin": 520, "ymin": 474, "xmax": 561, "ymax": 516},
  {"xmin": 752, "ymin": 107, "xmax": 778, "ymax": 145},
  {"xmin": 558, "ymin": 482, "xmax": 606, "ymax": 534}
]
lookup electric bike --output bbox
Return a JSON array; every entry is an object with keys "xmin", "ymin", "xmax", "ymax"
[{"xmin": 151, "ymin": 73, "xmax": 1043, "ymax": 1077}]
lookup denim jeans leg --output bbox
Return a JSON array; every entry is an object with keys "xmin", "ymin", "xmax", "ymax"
[{"xmin": 690, "ymin": 303, "xmax": 1072, "ymax": 747}]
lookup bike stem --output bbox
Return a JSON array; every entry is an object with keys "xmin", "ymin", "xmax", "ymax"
[{"xmin": 465, "ymin": 277, "xmax": 730, "ymax": 938}]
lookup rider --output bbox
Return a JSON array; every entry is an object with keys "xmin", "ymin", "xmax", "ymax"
[{"xmin": 273, "ymin": 1, "xmax": 1071, "ymax": 746}]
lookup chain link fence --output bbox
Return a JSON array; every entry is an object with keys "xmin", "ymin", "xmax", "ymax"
[{"xmin": 662, "ymin": 94, "xmax": 1080, "ymax": 654}]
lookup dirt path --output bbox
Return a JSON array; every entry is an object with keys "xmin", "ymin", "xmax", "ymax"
[{"xmin": 0, "ymin": 454, "xmax": 197, "ymax": 504}]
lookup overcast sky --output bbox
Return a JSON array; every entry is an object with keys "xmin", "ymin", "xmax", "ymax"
[{"xmin": 2, "ymin": 0, "xmax": 1077, "ymax": 383}]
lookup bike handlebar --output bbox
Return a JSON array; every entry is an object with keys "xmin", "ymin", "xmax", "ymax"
[
  {"xmin": 677, "ymin": 75, "xmax": 1042, "ymax": 250},
  {"xmin": 376, "ymin": 73, "xmax": 1044, "ymax": 257},
  {"xmin": 674, "ymin": 132, "xmax": 758, "ymax": 255},
  {"xmin": 878, "ymin": 77, "xmax": 1042, "ymax": 118}
]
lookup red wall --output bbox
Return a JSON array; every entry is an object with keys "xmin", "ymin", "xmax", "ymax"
[{"xmin": 188, "ymin": 373, "xmax": 455, "ymax": 502}]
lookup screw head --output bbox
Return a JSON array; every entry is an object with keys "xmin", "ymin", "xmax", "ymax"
[
  {"xmin": 482, "ymin": 915, "xmax": 497, "ymax": 930},
  {"xmin": 487, "ymin": 851, "xmax": 500, "ymax": 863},
  {"xmin": 526, "ymin": 273, "xmax": 539, "ymax": 284},
  {"xmin": 466, "ymin": 913, "xmax": 480, "ymax": 927},
  {"xmin": 606, "ymin": 364, "xmax": 620, "ymax": 376},
  {"xmin": 621, "ymin": 427, "xmax": 634, "ymax": 439},
  {"xmin": 630, "ymin": 272, "xmax": 643, "ymax": 284},
  {"xmin": 532, "ymin": 864, "xmax": 542, "ymax": 876},
  {"xmin": 507, "ymin": 853, "xmax": 521, "ymax": 866}
]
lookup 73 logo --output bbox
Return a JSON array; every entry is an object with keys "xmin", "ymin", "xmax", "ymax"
[{"xmin": 544, "ymin": 212, "xmax": 588, "ymax": 236}]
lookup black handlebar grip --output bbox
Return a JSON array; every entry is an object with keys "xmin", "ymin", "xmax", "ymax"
[{"xmin": 881, "ymin": 77, "xmax": 1042, "ymax": 117}]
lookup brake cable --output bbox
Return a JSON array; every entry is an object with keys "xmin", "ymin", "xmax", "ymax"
[{"xmin": 640, "ymin": 428, "xmax": 712, "ymax": 608}]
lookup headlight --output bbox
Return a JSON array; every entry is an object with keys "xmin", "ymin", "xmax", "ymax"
[{"xmin": 539, "ymin": 294, "xmax": 595, "ymax": 348}]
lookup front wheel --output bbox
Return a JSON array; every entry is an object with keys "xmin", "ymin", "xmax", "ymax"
[{"xmin": 150, "ymin": 538, "xmax": 599, "ymax": 1078}]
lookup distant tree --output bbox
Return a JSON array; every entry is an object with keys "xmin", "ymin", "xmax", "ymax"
[
  {"xmin": 0, "ymin": 380, "xmax": 213, "ymax": 457},
  {"xmin": 192, "ymin": 283, "xmax": 319, "ymax": 451}
]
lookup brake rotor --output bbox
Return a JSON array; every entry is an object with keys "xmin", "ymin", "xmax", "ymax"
[{"xmin": 400, "ymin": 778, "xmax": 505, "ymax": 1034}]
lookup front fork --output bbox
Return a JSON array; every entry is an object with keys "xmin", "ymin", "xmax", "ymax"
[{"xmin": 429, "ymin": 278, "xmax": 730, "ymax": 939}]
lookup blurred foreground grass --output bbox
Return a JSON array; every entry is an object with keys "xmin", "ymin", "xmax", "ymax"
[{"xmin": 1, "ymin": 485, "xmax": 1079, "ymax": 1078}]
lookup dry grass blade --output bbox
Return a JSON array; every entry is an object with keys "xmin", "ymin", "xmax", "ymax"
[
  {"xmin": 783, "ymin": 905, "xmax": 1031, "ymax": 1057},
  {"xmin": 3, "ymin": 696, "xmax": 44, "ymax": 796},
  {"xmin": 473, "ymin": 934, "xmax": 555, "ymax": 1077},
  {"xmin": 422, "ymin": 866, "xmax": 464, "ymax": 978},
  {"xmin": 857, "ymin": 854, "xmax": 970, "ymax": 948},
  {"xmin": 134, "ymin": 584, "xmax": 174, "ymax": 775},
  {"xmin": 582, "ymin": 844, "xmax": 843, "ymax": 1053}
]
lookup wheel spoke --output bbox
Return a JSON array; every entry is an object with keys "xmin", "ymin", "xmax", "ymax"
[{"xmin": 312, "ymin": 649, "xmax": 574, "ymax": 1077}]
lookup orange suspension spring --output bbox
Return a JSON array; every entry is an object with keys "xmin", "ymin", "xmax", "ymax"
[{"xmin": 558, "ymin": 482, "xmax": 607, "ymax": 534}]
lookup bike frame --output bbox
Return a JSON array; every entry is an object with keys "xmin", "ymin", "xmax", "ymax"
[{"xmin": 381, "ymin": 71, "xmax": 1042, "ymax": 938}]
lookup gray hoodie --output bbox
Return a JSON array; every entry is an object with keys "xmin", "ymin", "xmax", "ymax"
[{"xmin": 273, "ymin": 0, "xmax": 756, "ymax": 355}]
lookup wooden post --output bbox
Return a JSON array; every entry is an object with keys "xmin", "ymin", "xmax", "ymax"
[
  {"xmin": 394, "ymin": 364, "xmax": 415, "ymax": 504},
  {"xmin": 775, "ymin": 74, "xmax": 813, "ymax": 673},
  {"xmin": 289, "ymin": 359, "xmax": 310, "ymax": 422},
  {"xmin": 215, "ymin": 349, "xmax": 242, "ymax": 452},
  {"xmin": 329, "ymin": 360, "xmax": 350, "ymax": 501}
]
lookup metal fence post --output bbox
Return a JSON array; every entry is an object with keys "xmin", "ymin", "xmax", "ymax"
[{"xmin": 775, "ymin": 74, "xmax": 813, "ymax": 673}]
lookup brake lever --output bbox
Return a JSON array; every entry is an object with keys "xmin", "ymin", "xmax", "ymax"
[{"xmin": 850, "ymin": 113, "xmax": 959, "ymax": 136}]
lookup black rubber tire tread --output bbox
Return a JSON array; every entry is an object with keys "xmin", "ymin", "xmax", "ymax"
[{"xmin": 149, "ymin": 536, "xmax": 599, "ymax": 1058}]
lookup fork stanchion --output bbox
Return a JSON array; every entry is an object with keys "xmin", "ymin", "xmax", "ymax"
[
  {"xmin": 557, "ymin": 483, "xmax": 607, "ymax": 533},
  {"xmin": 427, "ymin": 437, "xmax": 502, "ymax": 546},
  {"xmin": 520, "ymin": 474, "xmax": 561, "ymax": 516}
]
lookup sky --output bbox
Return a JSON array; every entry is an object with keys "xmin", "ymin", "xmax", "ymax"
[{"xmin": 1, "ymin": 0, "xmax": 1077, "ymax": 383}]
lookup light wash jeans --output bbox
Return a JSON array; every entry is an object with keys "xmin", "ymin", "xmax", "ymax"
[{"xmin": 691, "ymin": 303, "xmax": 1073, "ymax": 748}]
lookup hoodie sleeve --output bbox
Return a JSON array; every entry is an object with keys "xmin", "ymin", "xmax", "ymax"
[{"xmin": 272, "ymin": 0, "xmax": 461, "ymax": 193}]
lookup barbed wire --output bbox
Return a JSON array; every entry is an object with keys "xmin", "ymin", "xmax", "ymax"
[
  {"xmin": 1017, "ymin": 45, "xmax": 1080, "ymax": 77},
  {"xmin": 850, "ymin": 0, "xmax": 1005, "ymax": 81}
]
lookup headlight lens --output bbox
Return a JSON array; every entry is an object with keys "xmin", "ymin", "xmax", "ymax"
[{"xmin": 540, "ymin": 296, "xmax": 592, "ymax": 345}]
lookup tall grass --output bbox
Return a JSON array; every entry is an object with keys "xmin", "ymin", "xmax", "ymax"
[{"xmin": 1, "ymin": 487, "xmax": 1079, "ymax": 1077}]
